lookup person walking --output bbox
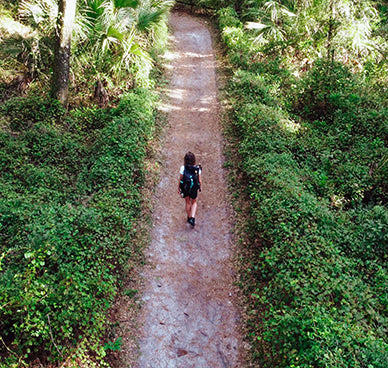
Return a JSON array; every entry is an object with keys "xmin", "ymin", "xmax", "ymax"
[{"xmin": 178, "ymin": 152, "xmax": 202, "ymax": 227}]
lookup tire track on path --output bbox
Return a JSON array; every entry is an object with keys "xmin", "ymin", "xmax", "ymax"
[{"xmin": 136, "ymin": 12, "xmax": 244, "ymax": 368}]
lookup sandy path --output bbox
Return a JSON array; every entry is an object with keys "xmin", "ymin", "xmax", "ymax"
[{"xmin": 135, "ymin": 12, "xmax": 243, "ymax": 368}]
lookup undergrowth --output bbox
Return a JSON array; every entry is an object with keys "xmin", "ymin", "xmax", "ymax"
[
  {"xmin": 219, "ymin": 7, "xmax": 388, "ymax": 368},
  {"xmin": 0, "ymin": 89, "xmax": 158, "ymax": 367}
]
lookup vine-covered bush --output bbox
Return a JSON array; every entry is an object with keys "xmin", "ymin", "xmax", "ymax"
[
  {"xmin": 0, "ymin": 89, "xmax": 157, "ymax": 366},
  {"xmin": 218, "ymin": 7, "xmax": 254, "ymax": 67},
  {"xmin": 218, "ymin": 6, "xmax": 388, "ymax": 367}
]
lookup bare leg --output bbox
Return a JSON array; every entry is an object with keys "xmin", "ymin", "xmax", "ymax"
[
  {"xmin": 184, "ymin": 197, "xmax": 198, "ymax": 220},
  {"xmin": 185, "ymin": 197, "xmax": 191, "ymax": 218},
  {"xmin": 190, "ymin": 198, "xmax": 197, "ymax": 218}
]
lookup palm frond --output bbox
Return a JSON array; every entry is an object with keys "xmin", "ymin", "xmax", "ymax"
[
  {"xmin": 107, "ymin": 24, "xmax": 125, "ymax": 42},
  {"xmin": 18, "ymin": 0, "xmax": 58, "ymax": 34},
  {"xmin": 136, "ymin": 8, "xmax": 165, "ymax": 32},
  {"xmin": 245, "ymin": 22, "xmax": 269, "ymax": 30},
  {"xmin": 114, "ymin": 0, "xmax": 139, "ymax": 10}
]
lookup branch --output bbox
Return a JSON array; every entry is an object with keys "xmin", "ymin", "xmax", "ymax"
[{"xmin": 47, "ymin": 314, "xmax": 62, "ymax": 357}]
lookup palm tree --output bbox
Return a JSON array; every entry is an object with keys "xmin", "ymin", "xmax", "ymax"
[
  {"xmin": 0, "ymin": 0, "xmax": 58, "ymax": 77},
  {"xmin": 76, "ymin": 0, "xmax": 172, "ymax": 87},
  {"xmin": 242, "ymin": 0, "xmax": 384, "ymax": 66},
  {"xmin": 51, "ymin": 0, "xmax": 77, "ymax": 107},
  {"xmin": 0, "ymin": 0, "xmax": 172, "ymax": 103},
  {"xmin": 243, "ymin": 0, "xmax": 296, "ymax": 44}
]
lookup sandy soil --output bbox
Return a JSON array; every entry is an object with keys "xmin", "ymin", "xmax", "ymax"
[{"xmin": 130, "ymin": 12, "xmax": 245, "ymax": 368}]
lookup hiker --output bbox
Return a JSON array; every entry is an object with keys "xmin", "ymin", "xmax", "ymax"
[{"xmin": 178, "ymin": 152, "xmax": 202, "ymax": 227}]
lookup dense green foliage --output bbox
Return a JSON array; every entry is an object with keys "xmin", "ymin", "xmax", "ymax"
[
  {"xmin": 0, "ymin": 0, "xmax": 169, "ymax": 365},
  {"xmin": 218, "ymin": 5, "xmax": 387, "ymax": 367},
  {"xmin": 0, "ymin": 89, "xmax": 157, "ymax": 366},
  {"xmin": 1, "ymin": 0, "xmax": 387, "ymax": 366},
  {"xmin": 0, "ymin": 0, "xmax": 172, "ymax": 101},
  {"xmin": 0, "ymin": 90, "xmax": 157, "ymax": 366}
]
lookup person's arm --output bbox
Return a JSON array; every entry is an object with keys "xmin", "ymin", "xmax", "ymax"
[
  {"xmin": 178, "ymin": 174, "xmax": 183, "ymax": 194},
  {"xmin": 198, "ymin": 173, "xmax": 202, "ymax": 192}
]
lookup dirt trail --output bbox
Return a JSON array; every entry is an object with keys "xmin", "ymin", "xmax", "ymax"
[{"xmin": 135, "ymin": 12, "xmax": 244, "ymax": 368}]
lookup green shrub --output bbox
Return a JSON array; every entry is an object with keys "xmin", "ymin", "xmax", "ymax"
[
  {"xmin": 0, "ymin": 96, "xmax": 65, "ymax": 131},
  {"xmin": 292, "ymin": 59, "xmax": 357, "ymax": 123},
  {"xmin": 217, "ymin": 7, "xmax": 254, "ymax": 67},
  {"xmin": 68, "ymin": 107, "xmax": 113, "ymax": 133},
  {"xmin": 217, "ymin": 7, "xmax": 243, "ymax": 30},
  {"xmin": 219, "ymin": 10, "xmax": 388, "ymax": 366},
  {"xmin": 230, "ymin": 70, "xmax": 277, "ymax": 106},
  {"xmin": 0, "ymin": 88, "xmax": 157, "ymax": 364}
]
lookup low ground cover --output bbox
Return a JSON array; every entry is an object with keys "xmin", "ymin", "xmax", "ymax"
[
  {"xmin": 218, "ymin": 7, "xmax": 388, "ymax": 367},
  {"xmin": 0, "ymin": 89, "xmax": 158, "ymax": 366}
]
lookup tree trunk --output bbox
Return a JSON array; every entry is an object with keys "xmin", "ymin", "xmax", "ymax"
[
  {"xmin": 51, "ymin": 0, "xmax": 77, "ymax": 108},
  {"xmin": 234, "ymin": 0, "xmax": 243, "ymax": 14},
  {"xmin": 327, "ymin": 0, "xmax": 335, "ymax": 63}
]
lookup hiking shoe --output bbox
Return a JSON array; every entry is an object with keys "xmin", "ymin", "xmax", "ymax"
[{"xmin": 189, "ymin": 217, "xmax": 195, "ymax": 227}]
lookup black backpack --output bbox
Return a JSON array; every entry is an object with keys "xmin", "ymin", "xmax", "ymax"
[{"xmin": 180, "ymin": 165, "xmax": 201, "ymax": 197}]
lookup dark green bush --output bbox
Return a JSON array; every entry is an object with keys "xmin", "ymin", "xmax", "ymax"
[
  {"xmin": 291, "ymin": 60, "xmax": 347, "ymax": 117},
  {"xmin": 0, "ymin": 96, "xmax": 65, "ymax": 131},
  {"xmin": 0, "ymin": 88, "xmax": 157, "ymax": 365},
  {"xmin": 218, "ymin": 7, "xmax": 388, "ymax": 367},
  {"xmin": 68, "ymin": 107, "xmax": 113, "ymax": 133},
  {"xmin": 217, "ymin": 7, "xmax": 253, "ymax": 67},
  {"xmin": 230, "ymin": 70, "xmax": 277, "ymax": 107},
  {"xmin": 217, "ymin": 7, "xmax": 243, "ymax": 29}
]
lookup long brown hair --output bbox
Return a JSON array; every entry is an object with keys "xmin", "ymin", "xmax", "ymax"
[{"xmin": 184, "ymin": 152, "xmax": 196, "ymax": 166}]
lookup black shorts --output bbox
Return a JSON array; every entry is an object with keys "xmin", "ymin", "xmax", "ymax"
[{"xmin": 183, "ymin": 189, "xmax": 198, "ymax": 200}]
